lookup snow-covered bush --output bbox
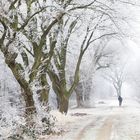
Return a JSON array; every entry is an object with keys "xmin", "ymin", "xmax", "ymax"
[{"xmin": 0, "ymin": 105, "xmax": 59, "ymax": 140}]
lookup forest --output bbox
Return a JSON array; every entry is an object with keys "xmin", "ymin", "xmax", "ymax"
[{"xmin": 0, "ymin": 0, "xmax": 140, "ymax": 139}]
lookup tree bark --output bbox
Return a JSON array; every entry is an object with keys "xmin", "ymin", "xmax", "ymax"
[
  {"xmin": 5, "ymin": 54, "xmax": 36, "ymax": 117},
  {"xmin": 21, "ymin": 87, "xmax": 36, "ymax": 116},
  {"xmin": 38, "ymin": 73, "xmax": 49, "ymax": 104},
  {"xmin": 74, "ymin": 82, "xmax": 84, "ymax": 108},
  {"xmin": 76, "ymin": 91, "xmax": 84, "ymax": 108},
  {"xmin": 59, "ymin": 95, "xmax": 69, "ymax": 114},
  {"xmin": 84, "ymin": 92, "xmax": 90, "ymax": 107}
]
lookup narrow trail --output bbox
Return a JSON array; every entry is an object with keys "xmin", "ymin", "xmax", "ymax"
[
  {"xmin": 76, "ymin": 117, "xmax": 102, "ymax": 140},
  {"xmin": 43, "ymin": 104, "xmax": 140, "ymax": 140},
  {"xmin": 96, "ymin": 116, "xmax": 114, "ymax": 140},
  {"xmin": 76, "ymin": 115, "xmax": 116, "ymax": 140}
]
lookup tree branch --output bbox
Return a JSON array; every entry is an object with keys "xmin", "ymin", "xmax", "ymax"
[
  {"xmin": 89, "ymin": 32, "xmax": 117, "ymax": 44},
  {"xmin": 68, "ymin": 0, "xmax": 96, "ymax": 11}
]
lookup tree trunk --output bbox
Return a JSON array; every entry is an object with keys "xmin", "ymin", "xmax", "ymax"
[
  {"xmin": 5, "ymin": 56, "xmax": 36, "ymax": 117},
  {"xmin": 56, "ymin": 96, "xmax": 60, "ymax": 109},
  {"xmin": 59, "ymin": 95, "xmax": 69, "ymax": 114},
  {"xmin": 38, "ymin": 88, "xmax": 49, "ymax": 104},
  {"xmin": 84, "ymin": 92, "xmax": 90, "ymax": 107},
  {"xmin": 83, "ymin": 80, "xmax": 92, "ymax": 107},
  {"xmin": 75, "ymin": 91, "xmax": 84, "ymax": 108},
  {"xmin": 38, "ymin": 73, "xmax": 49, "ymax": 104},
  {"xmin": 21, "ymin": 88, "xmax": 36, "ymax": 117},
  {"xmin": 14, "ymin": 80, "xmax": 36, "ymax": 125}
]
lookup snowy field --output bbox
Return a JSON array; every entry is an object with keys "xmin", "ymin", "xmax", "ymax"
[{"xmin": 42, "ymin": 98, "xmax": 140, "ymax": 140}]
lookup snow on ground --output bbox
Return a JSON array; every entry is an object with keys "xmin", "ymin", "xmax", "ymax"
[{"xmin": 40, "ymin": 98, "xmax": 140, "ymax": 140}]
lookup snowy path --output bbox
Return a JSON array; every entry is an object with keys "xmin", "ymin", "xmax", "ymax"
[
  {"xmin": 76, "ymin": 116, "xmax": 103, "ymax": 140},
  {"xmin": 43, "ymin": 99, "xmax": 140, "ymax": 140},
  {"xmin": 96, "ymin": 116, "xmax": 114, "ymax": 140}
]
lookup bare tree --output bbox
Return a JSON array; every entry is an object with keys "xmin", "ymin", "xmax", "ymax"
[{"xmin": 103, "ymin": 64, "xmax": 126, "ymax": 97}]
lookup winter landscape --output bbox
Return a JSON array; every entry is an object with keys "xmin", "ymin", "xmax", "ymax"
[
  {"xmin": 45, "ymin": 99, "xmax": 140, "ymax": 140},
  {"xmin": 1, "ymin": 0, "xmax": 140, "ymax": 140}
]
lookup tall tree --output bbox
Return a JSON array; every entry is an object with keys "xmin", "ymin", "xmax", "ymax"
[
  {"xmin": 47, "ymin": 0, "xmax": 120, "ymax": 113},
  {"xmin": 0, "ymin": 0, "xmax": 65, "ymax": 120},
  {"xmin": 74, "ymin": 38, "xmax": 114, "ymax": 107}
]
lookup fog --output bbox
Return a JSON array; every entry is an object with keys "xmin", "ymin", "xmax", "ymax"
[{"xmin": 1, "ymin": 0, "xmax": 140, "ymax": 139}]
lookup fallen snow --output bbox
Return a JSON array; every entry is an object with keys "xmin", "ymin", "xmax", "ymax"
[{"xmin": 41, "ymin": 98, "xmax": 140, "ymax": 140}]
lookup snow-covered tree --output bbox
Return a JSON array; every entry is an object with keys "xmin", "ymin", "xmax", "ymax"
[
  {"xmin": 74, "ymin": 38, "xmax": 115, "ymax": 107},
  {"xmin": 0, "ymin": 0, "xmax": 67, "ymax": 118}
]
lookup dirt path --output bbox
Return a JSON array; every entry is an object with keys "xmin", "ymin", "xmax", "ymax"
[
  {"xmin": 75, "ymin": 115, "xmax": 115, "ymax": 140},
  {"xmin": 96, "ymin": 116, "xmax": 114, "ymax": 140},
  {"xmin": 76, "ymin": 117, "xmax": 102, "ymax": 140},
  {"xmin": 43, "ymin": 105, "xmax": 140, "ymax": 140}
]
